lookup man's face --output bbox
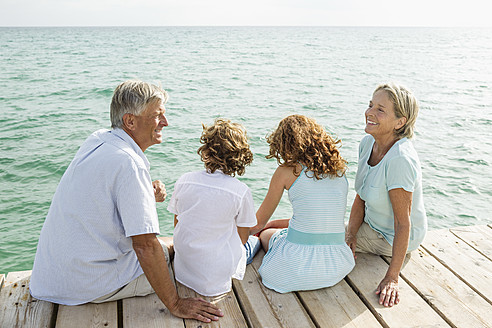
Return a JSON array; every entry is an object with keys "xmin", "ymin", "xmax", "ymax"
[{"xmin": 131, "ymin": 101, "xmax": 168, "ymax": 152}]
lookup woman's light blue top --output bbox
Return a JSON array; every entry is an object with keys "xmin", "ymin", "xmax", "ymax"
[
  {"xmin": 355, "ymin": 135, "xmax": 427, "ymax": 251},
  {"xmin": 258, "ymin": 168, "xmax": 355, "ymax": 293}
]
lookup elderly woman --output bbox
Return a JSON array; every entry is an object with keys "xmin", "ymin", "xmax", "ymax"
[{"xmin": 346, "ymin": 83, "xmax": 427, "ymax": 307}]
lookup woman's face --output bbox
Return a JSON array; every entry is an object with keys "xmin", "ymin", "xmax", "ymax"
[{"xmin": 364, "ymin": 90, "xmax": 403, "ymax": 140}]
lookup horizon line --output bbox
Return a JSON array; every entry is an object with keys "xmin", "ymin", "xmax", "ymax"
[{"xmin": 1, "ymin": 25, "xmax": 491, "ymax": 28}]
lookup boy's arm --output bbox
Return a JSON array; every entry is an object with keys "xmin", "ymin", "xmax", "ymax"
[{"xmin": 237, "ymin": 227, "xmax": 250, "ymax": 244}]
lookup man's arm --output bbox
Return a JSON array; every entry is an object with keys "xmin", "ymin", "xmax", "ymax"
[{"xmin": 131, "ymin": 234, "xmax": 223, "ymax": 322}]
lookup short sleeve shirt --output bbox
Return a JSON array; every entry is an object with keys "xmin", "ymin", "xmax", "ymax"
[
  {"xmin": 354, "ymin": 135, "xmax": 427, "ymax": 251},
  {"xmin": 168, "ymin": 170, "xmax": 257, "ymax": 296},
  {"xmin": 30, "ymin": 128, "xmax": 160, "ymax": 305}
]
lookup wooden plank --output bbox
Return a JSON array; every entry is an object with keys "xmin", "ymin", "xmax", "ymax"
[
  {"xmin": 232, "ymin": 250, "xmax": 315, "ymax": 328},
  {"xmin": 122, "ymin": 292, "xmax": 184, "ymax": 327},
  {"xmin": 450, "ymin": 225, "xmax": 492, "ymax": 261},
  {"xmin": 422, "ymin": 229, "xmax": 492, "ymax": 304},
  {"xmin": 0, "ymin": 274, "xmax": 4, "ymax": 291},
  {"xmin": 394, "ymin": 247, "xmax": 492, "ymax": 327},
  {"xmin": 346, "ymin": 253, "xmax": 449, "ymax": 327},
  {"xmin": 297, "ymin": 280, "xmax": 382, "ymax": 328},
  {"xmin": 0, "ymin": 271, "xmax": 54, "ymax": 328},
  {"xmin": 56, "ymin": 301, "xmax": 117, "ymax": 328},
  {"xmin": 176, "ymin": 281, "xmax": 247, "ymax": 327}
]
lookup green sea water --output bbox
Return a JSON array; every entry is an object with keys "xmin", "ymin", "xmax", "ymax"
[{"xmin": 1, "ymin": 27, "xmax": 491, "ymax": 274}]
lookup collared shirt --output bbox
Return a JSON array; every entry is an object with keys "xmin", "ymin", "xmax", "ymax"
[
  {"xmin": 168, "ymin": 170, "xmax": 257, "ymax": 296},
  {"xmin": 30, "ymin": 128, "xmax": 160, "ymax": 305},
  {"xmin": 355, "ymin": 135, "xmax": 427, "ymax": 251}
]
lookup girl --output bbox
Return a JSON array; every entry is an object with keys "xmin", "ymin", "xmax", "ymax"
[
  {"xmin": 252, "ymin": 114, "xmax": 355, "ymax": 293},
  {"xmin": 167, "ymin": 118, "xmax": 257, "ymax": 296}
]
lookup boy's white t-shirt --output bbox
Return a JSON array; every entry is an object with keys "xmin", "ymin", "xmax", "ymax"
[{"xmin": 167, "ymin": 170, "xmax": 257, "ymax": 296}]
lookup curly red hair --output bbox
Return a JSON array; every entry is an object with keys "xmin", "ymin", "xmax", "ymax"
[
  {"xmin": 267, "ymin": 115, "xmax": 346, "ymax": 179},
  {"xmin": 198, "ymin": 118, "xmax": 253, "ymax": 177}
]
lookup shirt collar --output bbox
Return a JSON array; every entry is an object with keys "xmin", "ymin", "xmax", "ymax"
[{"xmin": 111, "ymin": 128, "xmax": 150, "ymax": 170}]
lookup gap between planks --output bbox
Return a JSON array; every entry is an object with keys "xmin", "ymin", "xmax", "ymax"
[{"xmin": 421, "ymin": 229, "xmax": 492, "ymax": 306}]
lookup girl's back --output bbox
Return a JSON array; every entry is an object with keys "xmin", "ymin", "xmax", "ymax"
[
  {"xmin": 289, "ymin": 168, "xmax": 348, "ymax": 234},
  {"xmin": 258, "ymin": 168, "xmax": 354, "ymax": 294}
]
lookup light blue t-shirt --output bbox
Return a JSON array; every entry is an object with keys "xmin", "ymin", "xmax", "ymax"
[{"xmin": 354, "ymin": 135, "xmax": 427, "ymax": 251}]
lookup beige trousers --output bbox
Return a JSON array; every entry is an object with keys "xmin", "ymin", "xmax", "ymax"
[
  {"xmin": 91, "ymin": 239, "xmax": 173, "ymax": 303},
  {"xmin": 351, "ymin": 222, "xmax": 412, "ymax": 263}
]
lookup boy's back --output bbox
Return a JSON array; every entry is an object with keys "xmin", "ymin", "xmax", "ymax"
[{"xmin": 168, "ymin": 170, "xmax": 256, "ymax": 296}]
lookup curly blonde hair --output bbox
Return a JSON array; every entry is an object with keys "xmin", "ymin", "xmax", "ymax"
[
  {"xmin": 198, "ymin": 118, "xmax": 253, "ymax": 177},
  {"xmin": 267, "ymin": 115, "xmax": 347, "ymax": 179}
]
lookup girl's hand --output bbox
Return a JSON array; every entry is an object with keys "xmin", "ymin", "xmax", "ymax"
[{"xmin": 250, "ymin": 223, "xmax": 265, "ymax": 236}]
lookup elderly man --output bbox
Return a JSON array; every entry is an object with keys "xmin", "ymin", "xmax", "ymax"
[{"xmin": 30, "ymin": 80, "xmax": 223, "ymax": 323}]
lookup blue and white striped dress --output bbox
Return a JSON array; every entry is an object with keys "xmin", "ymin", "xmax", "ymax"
[{"xmin": 258, "ymin": 168, "xmax": 355, "ymax": 293}]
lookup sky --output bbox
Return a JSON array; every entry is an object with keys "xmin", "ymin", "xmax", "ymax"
[{"xmin": 1, "ymin": 0, "xmax": 491, "ymax": 27}]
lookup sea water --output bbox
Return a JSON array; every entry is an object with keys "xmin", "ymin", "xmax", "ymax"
[{"xmin": 1, "ymin": 26, "xmax": 491, "ymax": 273}]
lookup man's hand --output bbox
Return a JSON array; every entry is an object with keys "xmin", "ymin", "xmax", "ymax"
[
  {"xmin": 170, "ymin": 297, "xmax": 224, "ymax": 323},
  {"xmin": 152, "ymin": 180, "xmax": 167, "ymax": 202},
  {"xmin": 376, "ymin": 276, "xmax": 400, "ymax": 307}
]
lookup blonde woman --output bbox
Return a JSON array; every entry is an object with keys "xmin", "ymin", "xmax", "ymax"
[
  {"xmin": 346, "ymin": 83, "xmax": 427, "ymax": 307},
  {"xmin": 251, "ymin": 114, "xmax": 355, "ymax": 293},
  {"xmin": 168, "ymin": 118, "xmax": 257, "ymax": 297}
]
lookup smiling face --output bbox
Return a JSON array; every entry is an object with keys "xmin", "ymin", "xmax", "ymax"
[
  {"xmin": 124, "ymin": 100, "xmax": 168, "ymax": 152},
  {"xmin": 365, "ymin": 90, "xmax": 404, "ymax": 141}
]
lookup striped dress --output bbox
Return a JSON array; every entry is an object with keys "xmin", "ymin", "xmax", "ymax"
[{"xmin": 258, "ymin": 168, "xmax": 355, "ymax": 293}]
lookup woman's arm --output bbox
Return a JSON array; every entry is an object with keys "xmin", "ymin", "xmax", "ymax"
[
  {"xmin": 376, "ymin": 188, "xmax": 412, "ymax": 307},
  {"xmin": 250, "ymin": 166, "xmax": 292, "ymax": 235},
  {"xmin": 174, "ymin": 214, "xmax": 178, "ymax": 227},
  {"xmin": 345, "ymin": 194, "xmax": 365, "ymax": 257}
]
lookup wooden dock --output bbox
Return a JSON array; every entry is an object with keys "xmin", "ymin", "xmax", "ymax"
[{"xmin": 1, "ymin": 224, "xmax": 491, "ymax": 327}]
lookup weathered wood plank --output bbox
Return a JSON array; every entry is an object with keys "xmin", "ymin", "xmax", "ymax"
[
  {"xmin": 394, "ymin": 247, "xmax": 492, "ymax": 327},
  {"xmin": 0, "ymin": 274, "xmax": 4, "ymax": 291},
  {"xmin": 176, "ymin": 281, "xmax": 247, "ymax": 328},
  {"xmin": 422, "ymin": 229, "xmax": 492, "ymax": 304},
  {"xmin": 122, "ymin": 292, "xmax": 184, "ymax": 327},
  {"xmin": 346, "ymin": 253, "xmax": 449, "ymax": 327},
  {"xmin": 450, "ymin": 225, "xmax": 492, "ymax": 261},
  {"xmin": 0, "ymin": 271, "xmax": 54, "ymax": 328},
  {"xmin": 56, "ymin": 301, "xmax": 117, "ymax": 328},
  {"xmin": 232, "ymin": 250, "xmax": 315, "ymax": 328},
  {"xmin": 297, "ymin": 280, "xmax": 382, "ymax": 328}
]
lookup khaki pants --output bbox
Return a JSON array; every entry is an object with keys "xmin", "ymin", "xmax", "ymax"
[
  {"xmin": 350, "ymin": 222, "xmax": 412, "ymax": 264},
  {"xmin": 91, "ymin": 239, "xmax": 173, "ymax": 303}
]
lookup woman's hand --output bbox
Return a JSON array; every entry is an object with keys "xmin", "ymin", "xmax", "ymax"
[
  {"xmin": 345, "ymin": 232, "xmax": 357, "ymax": 259},
  {"xmin": 376, "ymin": 275, "xmax": 400, "ymax": 307}
]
